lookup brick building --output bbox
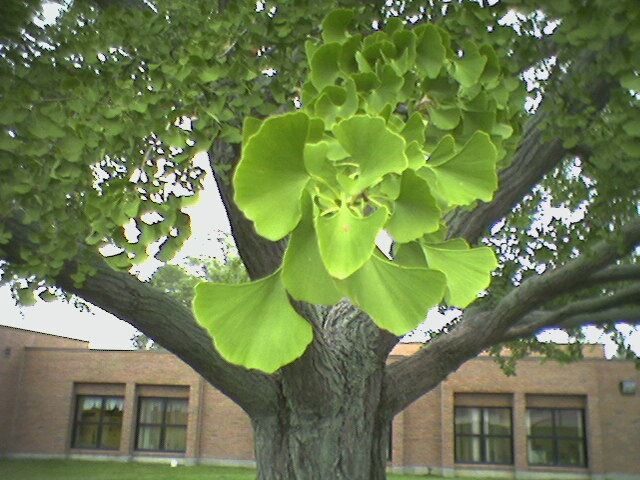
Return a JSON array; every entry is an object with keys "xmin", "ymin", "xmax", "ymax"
[{"xmin": 1, "ymin": 325, "xmax": 638, "ymax": 479}]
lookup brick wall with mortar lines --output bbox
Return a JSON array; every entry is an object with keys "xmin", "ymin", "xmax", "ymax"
[{"xmin": 1, "ymin": 326, "xmax": 638, "ymax": 477}]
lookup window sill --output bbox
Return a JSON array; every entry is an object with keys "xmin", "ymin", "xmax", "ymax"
[
  {"xmin": 133, "ymin": 451, "xmax": 186, "ymax": 457},
  {"xmin": 69, "ymin": 448, "xmax": 122, "ymax": 454},
  {"xmin": 454, "ymin": 462, "xmax": 514, "ymax": 469},
  {"xmin": 527, "ymin": 465, "xmax": 589, "ymax": 472}
]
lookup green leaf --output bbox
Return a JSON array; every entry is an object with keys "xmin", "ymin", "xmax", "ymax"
[
  {"xmin": 193, "ymin": 270, "xmax": 313, "ymax": 373},
  {"xmin": 17, "ymin": 288, "xmax": 37, "ymax": 307},
  {"xmin": 312, "ymin": 79, "xmax": 358, "ymax": 127},
  {"xmin": 337, "ymin": 255, "xmax": 446, "ymax": 335},
  {"xmin": 0, "ymin": 133, "xmax": 21, "ymax": 152},
  {"xmin": 332, "ymin": 115, "xmax": 407, "ymax": 192},
  {"xmin": 622, "ymin": 120, "xmax": 640, "ymax": 137},
  {"xmin": 304, "ymin": 141, "xmax": 340, "ymax": 191},
  {"xmin": 38, "ymin": 291, "xmax": 58, "ymax": 303},
  {"xmin": 58, "ymin": 136, "xmax": 84, "ymax": 162},
  {"xmin": 310, "ymin": 43, "xmax": 342, "ymax": 90},
  {"xmin": 105, "ymin": 252, "xmax": 132, "ymax": 271},
  {"xmin": 620, "ymin": 73, "xmax": 640, "ymax": 91},
  {"xmin": 422, "ymin": 131, "xmax": 497, "ymax": 205},
  {"xmin": 400, "ymin": 112, "xmax": 427, "ymax": 145},
  {"xmin": 365, "ymin": 64, "xmax": 403, "ymax": 114},
  {"xmin": 234, "ymin": 112, "xmax": 311, "ymax": 240},
  {"xmin": 393, "ymin": 241, "xmax": 427, "ymax": 267},
  {"xmin": 315, "ymin": 206, "xmax": 387, "ymax": 279},
  {"xmin": 429, "ymin": 106, "xmax": 460, "ymax": 130},
  {"xmin": 422, "ymin": 239, "xmax": 497, "ymax": 308},
  {"xmin": 282, "ymin": 195, "xmax": 343, "ymax": 305},
  {"xmin": 405, "ymin": 141, "xmax": 427, "ymax": 170},
  {"xmin": 242, "ymin": 117, "xmax": 263, "ymax": 144},
  {"xmin": 428, "ymin": 135, "xmax": 456, "ymax": 165},
  {"xmin": 453, "ymin": 44, "xmax": 487, "ymax": 88},
  {"xmin": 164, "ymin": 128, "xmax": 186, "ymax": 148},
  {"xmin": 386, "ymin": 170, "xmax": 441, "ymax": 242},
  {"xmin": 321, "ymin": 8, "xmax": 354, "ymax": 43},
  {"xmin": 28, "ymin": 116, "xmax": 66, "ymax": 139},
  {"xmin": 198, "ymin": 65, "xmax": 224, "ymax": 83},
  {"xmin": 415, "ymin": 24, "xmax": 446, "ymax": 79}
]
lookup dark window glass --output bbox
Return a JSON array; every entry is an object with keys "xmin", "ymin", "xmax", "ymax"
[
  {"xmin": 526, "ymin": 408, "xmax": 587, "ymax": 467},
  {"xmin": 136, "ymin": 397, "xmax": 188, "ymax": 452},
  {"xmin": 72, "ymin": 395, "xmax": 124, "ymax": 450},
  {"xmin": 387, "ymin": 422, "xmax": 393, "ymax": 462},
  {"xmin": 454, "ymin": 407, "xmax": 513, "ymax": 464},
  {"xmin": 456, "ymin": 436, "xmax": 482, "ymax": 463}
]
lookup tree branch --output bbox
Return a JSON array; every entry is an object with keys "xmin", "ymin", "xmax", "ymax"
[
  {"xmin": 589, "ymin": 264, "xmax": 640, "ymax": 284},
  {"xmin": 3, "ymin": 219, "xmax": 280, "ymax": 418},
  {"xmin": 501, "ymin": 283, "xmax": 640, "ymax": 340},
  {"xmin": 208, "ymin": 140, "xmax": 286, "ymax": 280},
  {"xmin": 382, "ymin": 217, "xmax": 640, "ymax": 415},
  {"xmin": 448, "ymin": 76, "xmax": 614, "ymax": 245}
]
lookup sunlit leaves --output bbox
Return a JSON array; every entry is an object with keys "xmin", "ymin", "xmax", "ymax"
[
  {"xmin": 310, "ymin": 43, "xmax": 342, "ymax": 90},
  {"xmin": 415, "ymin": 24, "xmax": 446, "ymax": 79},
  {"xmin": 321, "ymin": 8, "xmax": 354, "ymax": 43},
  {"xmin": 337, "ymin": 255, "xmax": 446, "ymax": 335},
  {"xmin": 421, "ymin": 131, "xmax": 498, "ymax": 205},
  {"xmin": 282, "ymin": 195, "xmax": 343, "ymax": 304},
  {"xmin": 193, "ymin": 271, "xmax": 313, "ymax": 373},
  {"xmin": 422, "ymin": 239, "xmax": 498, "ymax": 308},
  {"xmin": 315, "ymin": 206, "xmax": 387, "ymax": 279},
  {"xmin": 332, "ymin": 115, "xmax": 407, "ymax": 193},
  {"xmin": 234, "ymin": 112, "xmax": 312, "ymax": 240},
  {"xmin": 386, "ymin": 170, "xmax": 440, "ymax": 243}
]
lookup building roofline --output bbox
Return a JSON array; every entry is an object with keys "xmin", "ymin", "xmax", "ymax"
[
  {"xmin": 24, "ymin": 346, "xmax": 164, "ymax": 353},
  {"xmin": 0, "ymin": 324, "xmax": 90, "ymax": 344}
]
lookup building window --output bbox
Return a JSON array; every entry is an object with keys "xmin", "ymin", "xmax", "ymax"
[
  {"xmin": 454, "ymin": 407, "xmax": 513, "ymax": 464},
  {"xmin": 527, "ymin": 408, "xmax": 587, "ymax": 467},
  {"xmin": 387, "ymin": 422, "xmax": 393, "ymax": 461},
  {"xmin": 136, "ymin": 397, "xmax": 188, "ymax": 452},
  {"xmin": 72, "ymin": 395, "xmax": 124, "ymax": 450}
]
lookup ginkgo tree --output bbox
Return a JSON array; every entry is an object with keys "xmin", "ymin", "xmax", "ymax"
[
  {"xmin": 2, "ymin": 1, "xmax": 640, "ymax": 479},
  {"xmin": 194, "ymin": 13, "xmax": 504, "ymax": 373}
]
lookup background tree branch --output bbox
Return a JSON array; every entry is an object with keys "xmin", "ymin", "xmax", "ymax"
[
  {"xmin": 2, "ymin": 219, "xmax": 280, "ymax": 418},
  {"xmin": 382, "ymin": 217, "xmax": 640, "ymax": 415},
  {"xmin": 448, "ymin": 74, "xmax": 615, "ymax": 245}
]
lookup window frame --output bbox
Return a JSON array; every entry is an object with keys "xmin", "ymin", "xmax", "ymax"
[
  {"xmin": 454, "ymin": 406, "xmax": 514, "ymax": 465},
  {"xmin": 526, "ymin": 407, "xmax": 588, "ymax": 468},
  {"xmin": 71, "ymin": 395, "xmax": 124, "ymax": 450},
  {"xmin": 135, "ymin": 396, "xmax": 189, "ymax": 453}
]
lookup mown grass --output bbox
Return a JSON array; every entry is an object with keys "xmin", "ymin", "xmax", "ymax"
[{"xmin": 0, "ymin": 459, "xmax": 449, "ymax": 480}]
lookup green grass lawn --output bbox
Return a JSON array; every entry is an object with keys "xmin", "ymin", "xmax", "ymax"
[{"xmin": 0, "ymin": 459, "xmax": 447, "ymax": 480}]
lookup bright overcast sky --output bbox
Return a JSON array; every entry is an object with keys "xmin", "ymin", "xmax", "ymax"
[{"xmin": 1, "ymin": 155, "xmax": 230, "ymax": 349}]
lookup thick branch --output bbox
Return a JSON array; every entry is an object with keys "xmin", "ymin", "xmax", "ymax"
[
  {"xmin": 589, "ymin": 264, "xmax": 640, "ymax": 284},
  {"xmin": 502, "ymin": 283, "xmax": 640, "ymax": 340},
  {"xmin": 489, "ymin": 218, "xmax": 640, "ymax": 327},
  {"xmin": 448, "ymin": 77, "xmax": 614, "ymax": 245},
  {"xmin": 3, "ymin": 220, "xmax": 280, "ymax": 418},
  {"xmin": 448, "ymin": 112, "xmax": 564, "ymax": 243},
  {"xmin": 208, "ymin": 140, "xmax": 285, "ymax": 280},
  {"xmin": 555, "ymin": 306, "xmax": 640, "ymax": 331},
  {"xmin": 382, "ymin": 217, "xmax": 640, "ymax": 415}
]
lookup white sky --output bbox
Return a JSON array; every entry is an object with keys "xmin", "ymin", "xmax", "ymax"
[{"xmin": 1, "ymin": 154, "xmax": 230, "ymax": 349}]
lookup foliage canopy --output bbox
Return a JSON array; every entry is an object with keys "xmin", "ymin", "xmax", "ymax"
[{"xmin": 1, "ymin": 0, "xmax": 639, "ymax": 382}]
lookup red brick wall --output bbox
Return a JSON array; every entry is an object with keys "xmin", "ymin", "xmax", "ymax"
[{"xmin": 1, "ymin": 326, "xmax": 638, "ymax": 477}]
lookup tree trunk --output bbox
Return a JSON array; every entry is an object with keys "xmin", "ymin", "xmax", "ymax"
[
  {"xmin": 251, "ymin": 302, "xmax": 395, "ymax": 480},
  {"xmin": 252, "ymin": 373, "xmax": 390, "ymax": 480}
]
